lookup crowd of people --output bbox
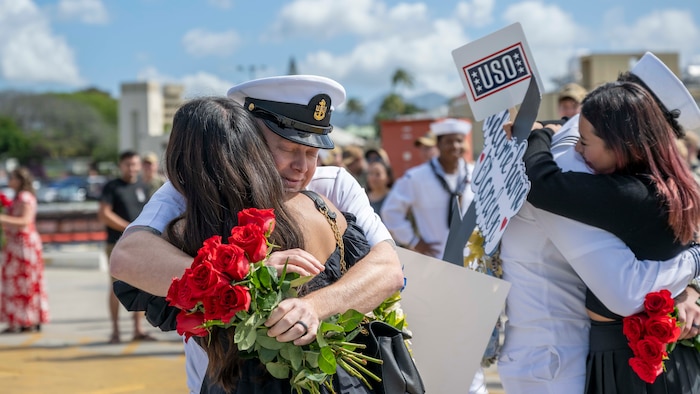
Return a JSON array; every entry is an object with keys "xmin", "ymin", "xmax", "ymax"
[{"xmin": 6, "ymin": 49, "xmax": 700, "ymax": 394}]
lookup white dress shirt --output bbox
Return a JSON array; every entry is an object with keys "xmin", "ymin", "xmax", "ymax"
[
  {"xmin": 380, "ymin": 157, "xmax": 475, "ymax": 258},
  {"xmin": 498, "ymin": 115, "xmax": 700, "ymax": 393}
]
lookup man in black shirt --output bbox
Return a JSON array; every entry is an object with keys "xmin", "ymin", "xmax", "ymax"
[{"xmin": 98, "ymin": 150, "xmax": 151, "ymax": 344}]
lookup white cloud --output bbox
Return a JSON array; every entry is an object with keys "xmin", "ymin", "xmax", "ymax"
[
  {"xmin": 265, "ymin": 0, "xmax": 432, "ymax": 40},
  {"xmin": 56, "ymin": 0, "xmax": 109, "ymax": 24},
  {"xmin": 0, "ymin": 0, "xmax": 83, "ymax": 85},
  {"xmin": 182, "ymin": 29, "xmax": 241, "ymax": 57},
  {"xmin": 502, "ymin": 1, "xmax": 588, "ymax": 91},
  {"xmin": 602, "ymin": 8, "xmax": 700, "ymax": 63},
  {"xmin": 299, "ymin": 17, "xmax": 472, "ymax": 100},
  {"xmin": 456, "ymin": 0, "xmax": 495, "ymax": 28},
  {"xmin": 136, "ymin": 66, "xmax": 234, "ymax": 99}
]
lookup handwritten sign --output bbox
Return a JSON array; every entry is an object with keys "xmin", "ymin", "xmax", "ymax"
[
  {"xmin": 443, "ymin": 25, "xmax": 542, "ymax": 262},
  {"xmin": 452, "ymin": 23, "xmax": 542, "ymax": 121},
  {"xmin": 472, "ymin": 110, "xmax": 530, "ymax": 255}
]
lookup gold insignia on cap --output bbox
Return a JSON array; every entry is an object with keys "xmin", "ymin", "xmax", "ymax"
[
  {"xmin": 248, "ymin": 103, "xmax": 255, "ymax": 111},
  {"xmin": 314, "ymin": 99, "xmax": 327, "ymax": 121}
]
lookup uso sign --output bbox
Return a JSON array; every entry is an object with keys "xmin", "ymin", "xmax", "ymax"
[{"xmin": 462, "ymin": 43, "xmax": 533, "ymax": 102}]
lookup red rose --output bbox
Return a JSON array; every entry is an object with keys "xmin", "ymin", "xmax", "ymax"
[
  {"xmin": 191, "ymin": 235, "xmax": 222, "ymax": 268},
  {"xmin": 644, "ymin": 290, "xmax": 674, "ymax": 317},
  {"xmin": 238, "ymin": 208, "xmax": 276, "ymax": 236},
  {"xmin": 202, "ymin": 282, "xmax": 251, "ymax": 322},
  {"xmin": 623, "ymin": 314, "xmax": 647, "ymax": 343},
  {"xmin": 185, "ymin": 261, "xmax": 226, "ymax": 299},
  {"xmin": 0, "ymin": 193, "xmax": 11, "ymax": 208},
  {"xmin": 176, "ymin": 310, "xmax": 208, "ymax": 342},
  {"xmin": 229, "ymin": 223, "xmax": 268, "ymax": 263},
  {"xmin": 212, "ymin": 243, "xmax": 250, "ymax": 281},
  {"xmin": 629, "ymin": 357, "xmax": 663, "ymax": 384},
  {"xmin": 645, "ymin": 315, "xmax": 681, "ymax": 344},
  {"xmin": 166, "ymin": 275, "xmax": 198, "ymax": 310},
  {"xmin": 632, "ymin": 336, "xmax": 667, "ymax": 363}
]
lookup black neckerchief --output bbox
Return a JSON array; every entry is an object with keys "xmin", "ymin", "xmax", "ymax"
[{"xmin": 429, "ymin": 158, "xmax": 470, "ymax": 227}]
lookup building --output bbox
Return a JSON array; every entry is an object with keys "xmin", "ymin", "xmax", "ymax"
[{"xmin": 118, "ymin": 81, "xmax": 184, "ymax": 157}]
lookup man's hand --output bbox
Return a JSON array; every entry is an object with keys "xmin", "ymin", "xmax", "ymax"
[
  {"xmin": 413, "ymin": 238, "xmax": 442, "ymax": 257},
  {"xmin": 675, "ymin": 286, "xmax": 700, "ymax": 340},
  {"xmin": 266, "ymin": 249, "xmax": 325, "ymax": 277},
  {"xmin": 265, "ymin": 298, "xmax": 319, "ymax": 346}
]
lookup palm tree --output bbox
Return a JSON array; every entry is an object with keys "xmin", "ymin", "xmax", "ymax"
[
  {"xmin": 345, "ymin": 97, "xmax": 365, "ymax": 124},
  {"xmin": 391, "ymin": 69, "xmax": 414, "ymax": 94}
]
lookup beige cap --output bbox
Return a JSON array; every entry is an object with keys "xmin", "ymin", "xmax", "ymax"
[
  {"xmin": 558, "ymin": 83, "xmax": 587, "ymax": 104},
  {"xmin": 143, "ymin": 152, "xmax": 159, "ymax": 164},
  {"xmin": 414, "ymin": 132, "xmax": 437, "ymax": 147}
]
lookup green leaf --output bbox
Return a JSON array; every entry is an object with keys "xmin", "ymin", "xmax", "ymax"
[
  {"xmin": 258, "ymin": 289, "xmax": 281, "ymax": 311},
  {"xmin": 304, "ymin": 350, "xmax": 320, "ymax": 368},
  {"xmin": 266, "ymin": 361, "xmax": 291, "ymax": 379},
  {"xmin": 258, "ymin": 346, "xmax": 279, "ymax": 363},
  {"xmin": 319, "ymin": 321, "xmax": 345, "ymax": 335},
  {"xmin": 280, "ymin": 342, "xmax": 304, "ymax": 370},
  {"xmin": 289, "ymin": 275, "xmax": 312, "ymax": 288},
  {"xmin": 256, "ymin": 330, "xmax": 285, "ymax": 350},
  {"xmin": 259, "ymin": 265, "xmax": 272, "ymax": 289},
  {"xmin": 235, "ymin": 313, "xmax": 261, "ymax": 351},
  {"xmin": 317, "ymin": 346, "xmax": 337, "ymax": 374}
]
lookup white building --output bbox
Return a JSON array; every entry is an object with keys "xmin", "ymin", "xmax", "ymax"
[{"xmin": 118, "ymin": 81, "xmax": 183, "ymax": 156}]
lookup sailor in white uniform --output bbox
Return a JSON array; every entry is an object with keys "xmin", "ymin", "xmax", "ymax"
[
  {"xmin": 381, "ymin": 118, "xmax": 475, "ymax": 258},
  {"xmin": 498, "ymin": 52, "xmax": 700, "ymax": 393}
]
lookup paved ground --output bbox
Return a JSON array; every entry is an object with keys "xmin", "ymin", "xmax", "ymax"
[{"xmin": 0, "ymin": 245, "xmax": 505, "ymax": 393}]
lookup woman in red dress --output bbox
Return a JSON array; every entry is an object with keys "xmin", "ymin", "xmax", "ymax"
[{"xmin": 0, "ymin": 167, "xmax": 49, "ymax": 333}]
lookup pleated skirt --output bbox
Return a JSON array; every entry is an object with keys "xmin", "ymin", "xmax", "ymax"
[{"xmin": 585, "ymin": 320, "xmax": 700, "ymax": 394}]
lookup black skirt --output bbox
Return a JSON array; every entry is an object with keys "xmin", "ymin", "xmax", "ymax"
[{"xmin": 585, "ymin": 320, "xmax": 700, "ymax": 394}]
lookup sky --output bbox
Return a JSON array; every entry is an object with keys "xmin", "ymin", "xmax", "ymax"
[{"xmin": 1, "ymin": 0, "xmax": 700, "ymax": 108}]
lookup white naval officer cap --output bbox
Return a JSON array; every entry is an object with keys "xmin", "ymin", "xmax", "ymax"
[
  {"xmin": 429, "ymin": 118, "xmax": 472, "ymax": 137},
  {"xmin": 630, "ymin": 52, "xmax": 700, "ymax": 132},
  {"xmin": 227, "ymin": 75, "xmax": 346, "ymax": 149}
]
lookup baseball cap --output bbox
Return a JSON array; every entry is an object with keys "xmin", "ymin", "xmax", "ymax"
[
  {"xmin": 143, "ymin": 152, "xmax": 158, "ymax": 164},
  {"xmin": 227, "ymin": 75, "xmax": 346, "ymax": 149},
  {"xmin": 414, "ymin": 132, "xmax": 437, "ymax": 147},
  {"xmin": 558, "ymin": 83, "xmax": 587, "ymax": 104},
  {"xmin": 630, "ymin": 52, "xmax": 700, "ymax": 131}
]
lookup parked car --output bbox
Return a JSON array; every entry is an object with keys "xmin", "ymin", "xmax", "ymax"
[{"xmin": 36, "ymin": 175, "xmax": 107, "ymax": 203}]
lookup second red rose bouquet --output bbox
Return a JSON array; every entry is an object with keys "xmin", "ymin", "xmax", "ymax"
[
  {"xmin": 622, "ymin": 289, "xmax": 681, "ymax": 384},
  {"xmin": 166, "ymin": 208, "xmax": 382, "ymax": 394}
]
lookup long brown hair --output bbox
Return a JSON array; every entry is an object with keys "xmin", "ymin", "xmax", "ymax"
[
  {"xmin": 164, "ymin": 97, "xmax": 305, "ymax": 390},
  {"xmin": 10, "ymin": 167, "xmax": 36, "ymax": 196},
  {"xmin": 581, "ymin": 81, "xmax": 700, "ymax": 243}
]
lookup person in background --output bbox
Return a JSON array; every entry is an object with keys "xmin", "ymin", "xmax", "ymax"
[
  {"xmin": 141, "ymin": 152, "xmax": 166, "ymax": 198},
  {"xmin": 364, "ymin": 147, "xmax": 390, "ymax": 166},
  {"xmin": 317, "ymin": 146, "xmax": 343, "ymax": 167},
  {"xmin": 98, "ymin": 151, "xmax": 153, "ymax": 344},
  {"xmin": 414, "ymin": 132, "xmax": 438, "ymax": 162},
  {"xmin": 557, "ymin": 82, "xmax": 587, "ymax": 120},
  {"xmin": 366, "ymin": 159, "xmax": 394, "ymax": 215},
  {"xmin": 0, "ymin": 167, "xmax": 49, "ymax": 333},
  {"xmin": 381, "ymin": 117, "xmax": 486, "ymax": 394},
  {"xmin": 342, "ymin": 145, "xmax": 367, "ymax": 188}
]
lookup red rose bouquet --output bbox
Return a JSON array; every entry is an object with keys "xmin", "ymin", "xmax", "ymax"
[
  {"xmin": 166, "ymin": 208, "xmax": 382, "ymax": 394},
  {"xmin": 622, "ymin": 289, "xmax": 681, "ymax": 384},
  {"xmin": 0, "ymin": 192, "xmax": 12, "ymax": 248}
]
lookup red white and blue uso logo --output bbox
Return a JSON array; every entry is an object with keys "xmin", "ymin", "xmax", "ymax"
[{"xmin": 462, "ymin": 43, "xmax": 532, "ymax": 102}]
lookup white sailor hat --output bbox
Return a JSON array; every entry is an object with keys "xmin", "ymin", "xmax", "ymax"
[
  {"xmin": 227, "ymin": 75, "xmax": 346, "ymax": 149},
  {"xmin": 430, "ymin": 118, "xmax": 472, "ymax": 137},
  {"xmin": 630, "ymin": 52, "xmax": 700, "ymax": 131}
]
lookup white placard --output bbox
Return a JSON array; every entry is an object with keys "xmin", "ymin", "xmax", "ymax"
[
  {"xmin": 472, "ymin": 110, "xmax": 531, "ymax": 255},
  {"xmin": 452, "ymin": 23, "xmax": 543, "ymax": 121},
  {"xmin": 398, "ymin": 247, "xmax": 511, "ymax": 393}
]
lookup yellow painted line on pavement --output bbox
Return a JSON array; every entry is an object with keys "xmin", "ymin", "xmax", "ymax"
[
  {"xmin": 121, "ymin": 339, "xmax": 140, "ymax": 355},
  {"xmin": 19, "ymin": 332, "xmax": 43, "ymax": 346}
]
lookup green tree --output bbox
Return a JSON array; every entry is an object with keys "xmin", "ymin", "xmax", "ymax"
[
  {"xmin": 391, "ymin": 68, "xmax": 414, "ymax": 93},
  {"xmin": 372, "ymin": 69, "xmax": 421, "ymax": 136},
  {"xmin": 345, "ymin": 97, "xmax": 365, "ymax": 124},
  {"xmin": 0, "ymin": 116, "xmax": 31, "ymax": 161}
]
